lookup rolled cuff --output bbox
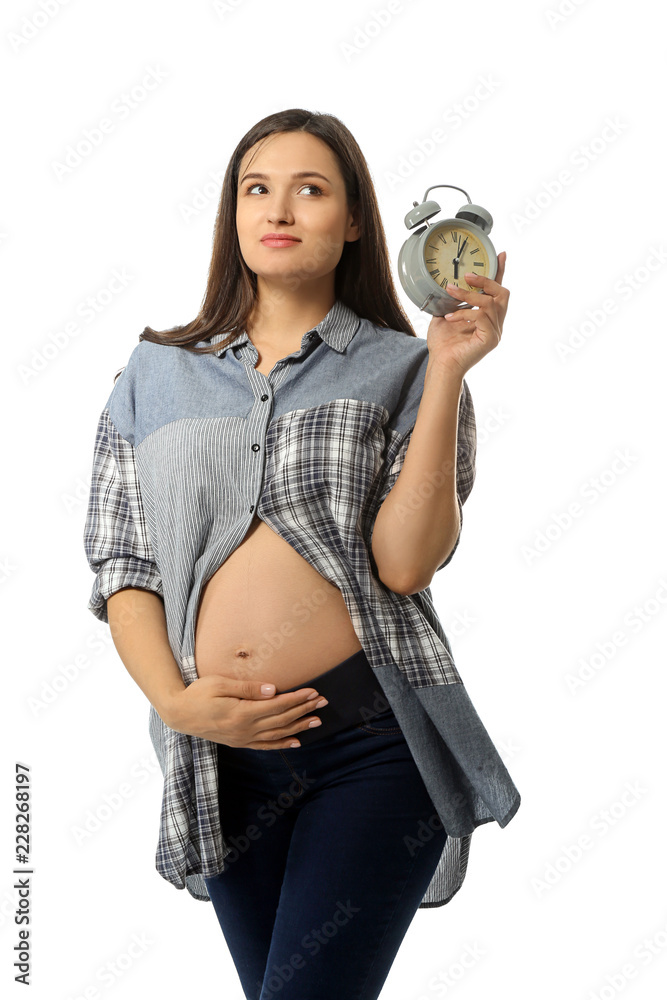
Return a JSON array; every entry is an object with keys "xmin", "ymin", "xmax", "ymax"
[{"xmin": 88, "ymin": 556, "xmax": 164, "ymax": 624}]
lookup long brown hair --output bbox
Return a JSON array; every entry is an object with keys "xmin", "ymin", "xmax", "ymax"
[{"xmin": 137, "ymin": 108, "xmax": 416, "ymax": 358}]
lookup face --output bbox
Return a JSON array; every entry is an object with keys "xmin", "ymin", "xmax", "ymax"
[{"xmin": 236, "ymin": 131, "xmax": 360, "ymax": 295}]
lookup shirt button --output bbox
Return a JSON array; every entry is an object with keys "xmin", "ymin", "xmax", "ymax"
[
  {"xmin": 251, "ymin": 443, "xmax": 260, "ymax": 452},
  {"xmin": 260, "ymin": 393, "xmax": 268, "ymax": 402},
  {"xmin": 249, "ymin": 505, "xmax": 255, "ymax": 512},
  {"xmin": 308, "ymin": 333, "xmax": 315, "ymax": 339}
]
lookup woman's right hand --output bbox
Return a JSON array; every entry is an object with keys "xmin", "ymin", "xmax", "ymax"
[{"xmin": 160, "ymin": 674, "xmax": 327, "ymax": 749}]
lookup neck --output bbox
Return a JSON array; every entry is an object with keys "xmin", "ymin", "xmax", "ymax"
[{"xmin": 247, "ymin": 279, "xmax": 336, "ymax": 346}]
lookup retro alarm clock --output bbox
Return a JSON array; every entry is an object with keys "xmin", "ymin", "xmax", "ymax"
[{"xmin": 397, "ymin": 184, "xmax": 498, "ymax": 316}]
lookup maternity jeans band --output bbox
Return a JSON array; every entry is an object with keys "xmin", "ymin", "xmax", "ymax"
[
  {"xmin": 204, "ymin": 645, "xmax": 449, "ymax": 1000},
  {"xmin": 278, "ymin": 646, "xmax": 391, "ymax": 745}
]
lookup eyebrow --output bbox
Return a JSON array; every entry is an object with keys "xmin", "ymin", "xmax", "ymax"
[{"xmin": 239, "ymin": 171, "xmax": 331, "ymax": 186}]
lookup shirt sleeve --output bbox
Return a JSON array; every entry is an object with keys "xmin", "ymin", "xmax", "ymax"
[
  {"xmin": 83, "ymin": 406, "xmax": 163, "ymax": 624},
  {"xmin": 372, "ymin": 374, "xmax": 476, "ymax": 575}
]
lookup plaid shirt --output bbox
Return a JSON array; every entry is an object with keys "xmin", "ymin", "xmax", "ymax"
[{"xmin": 83, "ymin": 298, "xmax": 520, "ymax": 908}]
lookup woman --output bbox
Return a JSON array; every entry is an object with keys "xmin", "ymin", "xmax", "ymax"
[{"xmin": 83, "ymin": 108, "xmax": 520, "ymax": 1000}]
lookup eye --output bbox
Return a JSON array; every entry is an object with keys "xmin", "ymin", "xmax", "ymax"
[{"xmin": 243, "ymin": 183, "xmax": 323, "ymax": 196}]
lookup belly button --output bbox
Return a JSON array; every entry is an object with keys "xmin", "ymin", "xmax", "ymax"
[{"xmin": 235, "ymin": 650, "xmax": 250, "ymax": 658}]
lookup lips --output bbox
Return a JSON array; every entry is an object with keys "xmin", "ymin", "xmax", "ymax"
[{"xmin": 261, "ymin": 234, "xmax": 301, "ymax": 242}]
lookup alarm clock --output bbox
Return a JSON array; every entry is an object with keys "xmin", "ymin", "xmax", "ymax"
[{"xmin": 397, "ymin": 184, "xmax": 498, "ymax": 316}]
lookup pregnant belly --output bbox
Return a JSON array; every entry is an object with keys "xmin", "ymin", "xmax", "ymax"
[{"xmin": 194, "ymin": 515, "xmax": 362, "ymax": 690}]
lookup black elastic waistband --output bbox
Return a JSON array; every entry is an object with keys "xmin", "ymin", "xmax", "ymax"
[{"xmin": 279, "ymin": 648, "xmax": 391, "ymax": 745}]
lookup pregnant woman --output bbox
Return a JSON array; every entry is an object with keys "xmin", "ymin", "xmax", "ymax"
[{"xmin": 83, "ymin": 107, "xmax": 520, "ymax": 1000}]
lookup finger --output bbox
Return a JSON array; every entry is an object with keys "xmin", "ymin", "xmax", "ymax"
[
  {"xmin": 462, "ymin": 268, "xmax": 506, "ymax": 299},
  {"xmin": 444, "ymin": 310, "xmax": 479, "ymax": 325},
  {"xmin": 445, "ymin": 282, "xmax": 490, "ymax": 307},
  {"xmin": 244, "ymin": 690, "xmax": 318, "ymax": 720},
  {"xmin": 446, "ymin": 288, "xmax": 499, "ymax": 326}
]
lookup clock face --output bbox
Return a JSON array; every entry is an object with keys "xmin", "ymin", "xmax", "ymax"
[{"xmin": 422, "ymin": 222, "xmax": 489, "ymax": 293}]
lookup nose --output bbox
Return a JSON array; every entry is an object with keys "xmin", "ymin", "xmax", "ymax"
[
  {"xmin": 267, "ymin": 207, "xmax": 294, "ymax": 226},
  {"xmin": 265, "ymin": 189, "xmax": 295, "ymax": 226}
]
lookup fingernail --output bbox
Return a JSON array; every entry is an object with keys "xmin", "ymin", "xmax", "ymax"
[
  {"xmin": 315, "ymin": 698, "xmax": 328, "ymax": 708},
  {"xmin": 306, "ymin": 691, "xmax": 320, "ymax": 700},
  {"xmin": 308, "ymin": 719, "xmax": 322, "ymax": 728}
]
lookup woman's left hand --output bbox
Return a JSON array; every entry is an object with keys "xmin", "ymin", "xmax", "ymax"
[{"xmin": 426, "ymin": 250, "xmax": 509, "ymax": 379}]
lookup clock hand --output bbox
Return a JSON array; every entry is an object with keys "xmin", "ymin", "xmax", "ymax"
[{"xmin": 452, "ymin": 237, "xmax": 468, "ymax": 284}]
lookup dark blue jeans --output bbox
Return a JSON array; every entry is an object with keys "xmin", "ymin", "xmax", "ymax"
[{"xmin": 204, "ymin": 701, "xmax": 448, "ymax": 1000}]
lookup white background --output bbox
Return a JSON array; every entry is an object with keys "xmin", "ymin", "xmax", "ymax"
[{"xmin": 3, "ymin": 0, "xmax": 667, "ymax": 998}]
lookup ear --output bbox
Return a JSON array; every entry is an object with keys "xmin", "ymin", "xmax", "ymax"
[{"xmin": 346, "ymin": 201, "xmax": 361, "ymax": 243}]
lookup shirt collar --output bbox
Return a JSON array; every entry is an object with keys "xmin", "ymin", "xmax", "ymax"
[{"xmin": 204, "ymin": 298, "xmax": 361, "ymax": 357}]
